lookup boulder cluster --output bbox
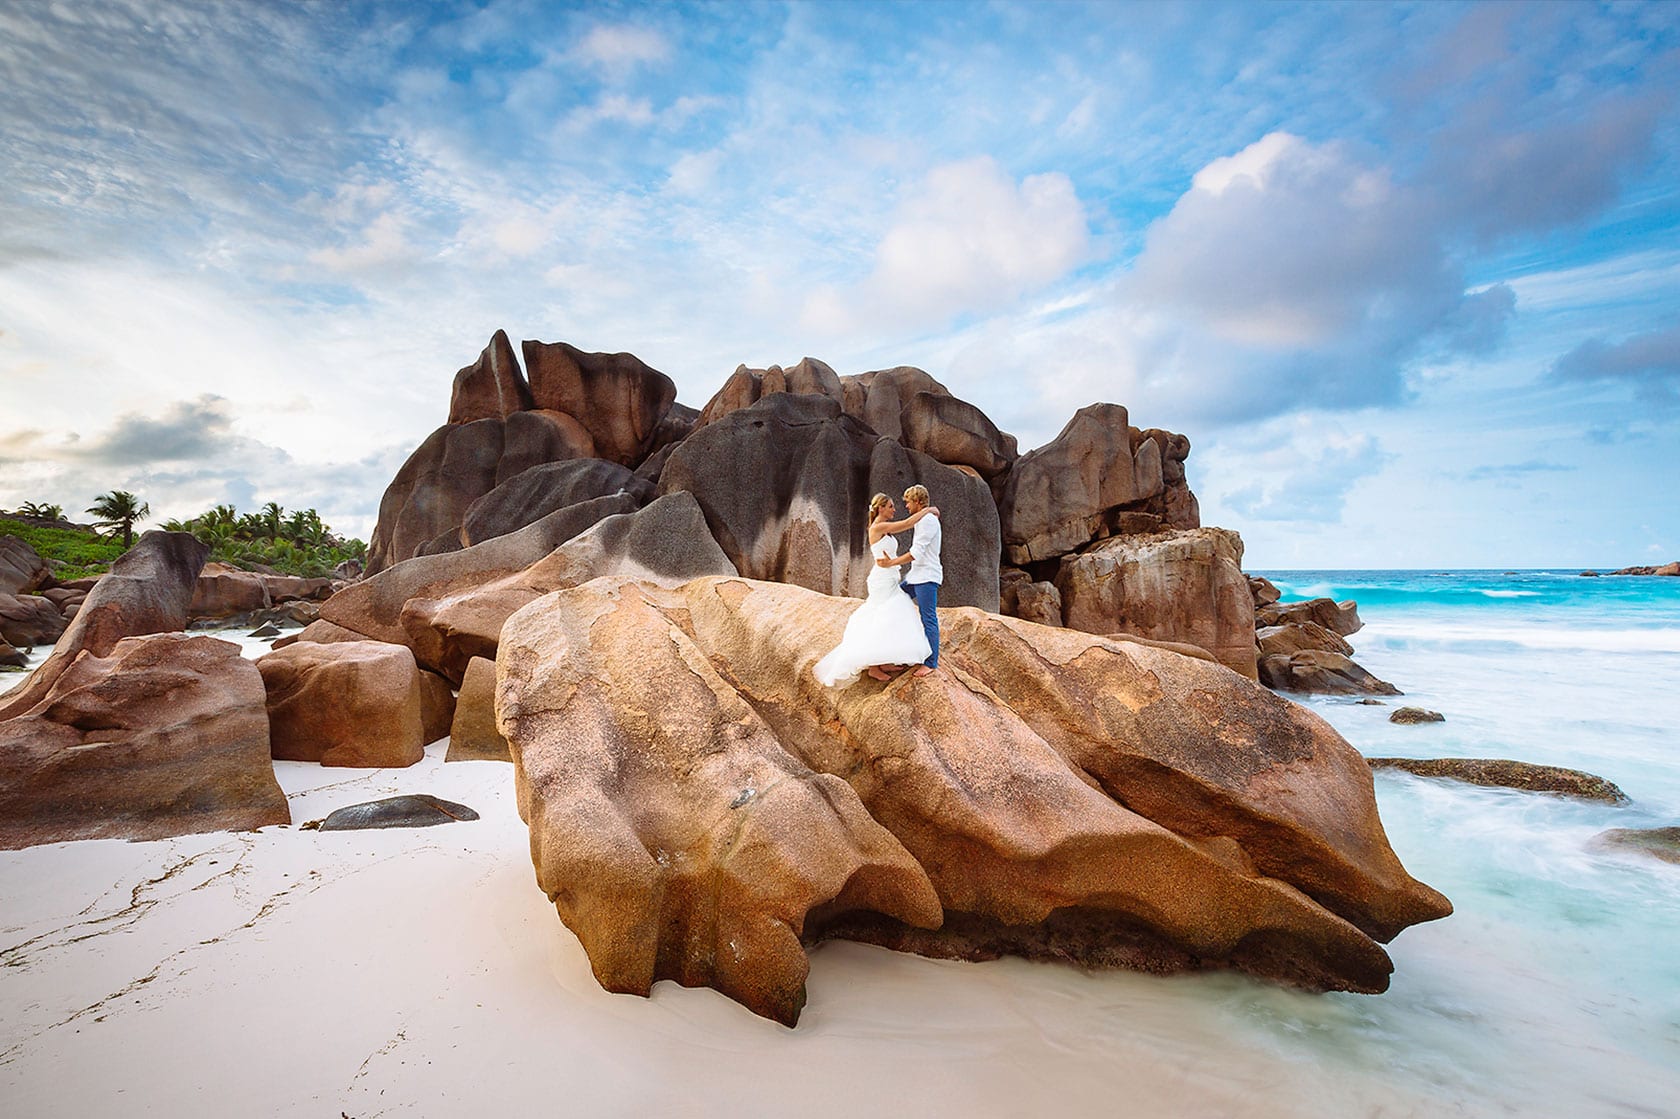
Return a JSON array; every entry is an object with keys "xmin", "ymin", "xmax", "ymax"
[
  {"xmin": 1246, "ymin": 576, "xmax": 1397, "ymax": 695},
  {"xmin": 0, "ymin": 331, "xmax": 1452, "ymax": 1023}
]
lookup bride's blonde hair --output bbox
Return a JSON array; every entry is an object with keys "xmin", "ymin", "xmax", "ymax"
[{"xmin": 867, "ymin": 493, "xmax": 892, "ymax": 522}]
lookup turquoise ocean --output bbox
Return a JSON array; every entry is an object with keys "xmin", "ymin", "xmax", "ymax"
[{"xmin": 1225, "ymin": 569, "xmax": 1680, "ymax": 1116}]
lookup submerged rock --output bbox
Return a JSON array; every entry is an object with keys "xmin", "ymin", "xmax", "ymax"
[
  {"xmin": 1590, "ymin": 827, "xmax": 1680, "ymax": 864},
  {"xmin": 1388, "ymin": 707, "xmax": 1445, "ymax": 725},
  {"xmin": 496, "ymin": 574, "xmax": 1450, "ymax": 1026},
  {"xmin": 1367, "ymin": 757, "xmax": 1627, "ymax": 803},
  {"xmin": 314, "ymin": 794, "xmax": 480, "ymax": 831}
]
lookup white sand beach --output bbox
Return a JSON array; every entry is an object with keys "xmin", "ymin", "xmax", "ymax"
[{"xmin": 1, "ymin": 738, "xmax": 1466, "ymax": 1119}]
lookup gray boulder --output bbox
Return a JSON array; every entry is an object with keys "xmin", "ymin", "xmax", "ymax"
[{"xmin": 462, "ymin": 458, "xmax": 653, "ymax": 546}]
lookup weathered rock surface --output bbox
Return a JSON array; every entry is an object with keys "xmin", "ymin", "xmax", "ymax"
[
  {"xmin": 0, "ymin": 633, "xmax": 288, "ymax": 849},
  {"xmin": 419, "ymin": 670, "xmax": 456, "ymax": 745},
  {"xmin": 367, "ymin": 419, "xmax": 506, "ymax": 573},
  {"xmin": 0, "ymin": 532, "xmax": 210, "ymax": 722},
  {"xmin": 496, "ymin": 575, "xmax": 1450, "ymax": 1025},
  {"xmin": 0, "ymin": 535, "xmax": 51, "ymax": 595},
  {"xmin": 522, "ymin": 340, "xmax": 677, "ymax": 467},
  {"xmin": 1388, "ymin": 707, "xmax": 1444, "ymax": 725},
  {"xmin": 494, "ymin": 410, "xmax": 596, "ymax": 483},
  {"xmin": 1259, "ymin": 650, "xmax": 1400, "ymax": 696},
  {"xmin": 1257, "ymin": 597, "xmax": 1363, "ymax": 637},
  {"xmin": 0, "ymin": 639, "xmax": 25, "ymax": 668},
  {"xmin": 0, "ymin": 592, "xmax": 66, "ymax": 648},
  {"xmin": 461, "ymin": 458, "xmax": 653, "ymax": 546},
  {"xmin": 328, "ymin": 492, "xmax": 734, "ymax": 683},
  {"xmin": 897, "ymin": 391, "xmax": 1017, "ymax": 479},
  {"xmin": 1590, "ymin": 826, "xmax": 1680, "ymax": 863},
  {"xmin": 657, "ymin": 393, "xmax": 1000, "ymax": 611},
  {"xmin": 838, "ymin": 366, "xmax": 949, "ymax": 443},
  {"xmin": 315, "ymin": 794, "xmax": 479, "ymax": 831},
  {"xmin": 1367, "ymin": 757, "xmax": 1627, "ymax": 803},
  {"xmin": 257, "ymin": 640, "xmax": 425, "ymax": 767},
  {"xmin": 449, "ymin": 329, "xmax": 533, "ymax": 424},
  {"xmin": 445, "ymin": 655, "xmax": 510, "ymax": 762},
  {"xmin": 1258, "ymin": 622, "xmax": 1354, "ymax": 658},
  {"xmin": 1056, "ymin": 528, "xmax": 1257, "ymax": 679},
  {"xmin": 190, "ymin": 562, "xmax": 272, "ymax": 617},
  {"xmin": 696, "ymin": 359, "xmax": 847, "ymax": 427},
  {"xmin": 1248, "ymin": 575, "xmax": 1283, "ymax": 608},
  {"xmin": 999, "ymin": 405, "xmax": 1153, "ymax": 564}
]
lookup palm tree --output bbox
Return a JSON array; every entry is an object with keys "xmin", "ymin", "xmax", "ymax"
[
  {"xmin": 87, "ymin": 490, "xmax": 151, "ymax": 549},
  {"xmin": 260, "ymin": 501, "xmax": 284, "ymax": 542}
]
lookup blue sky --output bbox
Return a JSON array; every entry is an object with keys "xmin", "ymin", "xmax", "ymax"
[{"xmin": 1, "ymin": 0, "xmax": 1676, "ymax": 567}]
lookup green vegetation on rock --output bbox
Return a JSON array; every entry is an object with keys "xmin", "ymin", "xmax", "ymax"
[
  {"xmin": 0, "ymin": 517, "xmax": 125, "ymax": 581},
  {"xmin": 159, "ymin": 503, "xmax": 366, "ymax": 578}
]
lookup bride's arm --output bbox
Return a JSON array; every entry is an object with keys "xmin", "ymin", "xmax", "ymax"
[{"xmin": 874, "ymin": 505, "xmax": 938, "ymax": 534}]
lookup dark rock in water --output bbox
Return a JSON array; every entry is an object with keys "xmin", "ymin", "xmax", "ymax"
[
  {"xmin": 1367, "ymin": 757, "xmax": 1627, "ymax": 803},
  {"xmin": 1355, "ymin": 698, "xmax": 1387, "ymax": 706},
  {"xmin": 315, "ymin": 794, "xmax": 480, "ymax": 831},
  {"xmin": 0, "ymin": 639, "xmax": 25, "ymax": 668},
  {"xmin": 248, "ymin": 622, "xmax": 281, "ymax": 638},
  {"xmin": 1259, "ymin": 650, "xmax": 1399, "ymax": 696},
  {"xmin": 1590, "ymin": 827, "xmax": 1680, "ymax": 864},
  {"xmin": 1579, "ymin": 570, "xmax": 1600, "ymax": 577},
  {"xmin": 1388, "ymin": 707, "xmax": 1444, "ymax": 725}
]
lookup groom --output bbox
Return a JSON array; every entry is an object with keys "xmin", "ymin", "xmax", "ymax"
[{"xmin": 897, "ymin": 484, "xmax": 942, "ymax": 677}]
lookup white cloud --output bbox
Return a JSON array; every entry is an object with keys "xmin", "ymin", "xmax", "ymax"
[
  {"xmin": 1205, "ymin": 420, "xmax": 1392, "ymax": 525},
  {"xmin": 307, "ymin": 211, "xmax": 424, "ymax": 276},
  {"xmin": 800, "ymin": 156, "xmax": 1089, "ymax": 335},
  {"xmin": 575, "ymin": 24, "xmax": 670, "ymax": 71}
]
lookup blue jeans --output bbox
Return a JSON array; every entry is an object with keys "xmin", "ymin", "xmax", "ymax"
[{"xmin": 902, "ymin": 581, "xmax": 940, "ymax": 667}]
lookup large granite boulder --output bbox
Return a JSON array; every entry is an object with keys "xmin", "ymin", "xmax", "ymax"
[
  {"xmin": 657, "ymin": 393, "xmax": 1001, "ymax": 611},
  {"xmin": 1257, "ymin": 597, "xmax": 1363, "ymax": 637},
  {"xmin": 493, "ymin": 410, "xmax": 596, "ymax": 483},
  {"xmin": 999, "ymin": 404, "xmax": 1169, "ymax": 564},
  {"xmin": 367, "ymin": 419, "xmax": 506, "ymax": 573},
  {"xmin": 0, "ymin": 592, "xmax": 66, "ymax": 648},
  {"xmin": 1140, "ymin": 428, "xmax": 1200, "ymax": 530},
  {"xmin": 462, "ymin": 458, "xmax": 653, "ymax": 547},
  {"xmin": 189, "ymin": 562, "xmax": 271, "ymax": 618},
  {"xmin": 522, "ymin": 340, "xmax": 676, "ymax": 467},
  {"xmin": 1258, "ymin": 622, "xmax": 1354, "ymax": 658},
  {"xmin": 837, "ymin": 366, "xmax": 950, "ymax": 443},
  {"xmin": 496, "ymin": 576, "xmax": 1450, "ymax": 1025},
  {"xmin": 898, "ymin": 391, "xmax": 1017, "ymax": 479},
  {"xmin": 325, "ymin": 492, "xmax": 733, "ymax": 683},
  {"xmin": 257, "ymin": 640, "xmax": 426, "ymax": 767},
  {"xmin": 1056, "ymin": 528, "xmax": 1257, "ymax": 679},
  {"xmin": 1259, "ymin": 650, "xmax": 1400, "ymax": 696},
  {"xmin": 445, "ymin": 655, "xmax": 510, "ymax": 762},
  {"xmin": 0, "ymin": 632, "xmax": 287, "ymax": 849},
  {"xmin": 0, "ymin": 535, "xmax": 51, "ymax": 596},
  {"xmin": 448, "ymin": 329, "xmax": 533, "ymax": 424},
  {"xmin": 696, "ymin": 359, "xmax": 846, "ymax": 427},
  {"xmin": 0, "ymin": 532, "xmax": 209, "ymax": 722}
]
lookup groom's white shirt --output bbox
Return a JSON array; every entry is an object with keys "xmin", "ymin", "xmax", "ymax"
[{"xmin": 906, "ymin": 512, "xmax": 943, "ymax": 585}]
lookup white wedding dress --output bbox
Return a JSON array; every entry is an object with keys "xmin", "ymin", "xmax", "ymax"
[{"xmin": 813, "ymin": 535, "xmax": 932, "ymax": 686}]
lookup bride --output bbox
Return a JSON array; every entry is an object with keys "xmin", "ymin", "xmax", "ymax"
[{"xmin": 813, "ymin": 492, "xmax": 937, "ymax": 686}]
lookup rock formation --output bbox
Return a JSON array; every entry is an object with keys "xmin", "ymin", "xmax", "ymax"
[
  {"xmin": 1367, "ymin": 757, "xmax": 1627, "ymax": 803},
  {"xmin": 1259, "ymin": 650, "xmax": 1401, "ymax": 696},
  {"xmin": 522, "ymin": 340, "xmax": 677, "ymax": 466},
  {"xmin": 1388, "ymin": 707, "xmax": 1444, "ymax": 725},
  {"xmin": 1055, "ymin": 528, "xmax": 1256, "ymax": 679},
  {"xmin": 449, "ymin": 329, "xmax": 533, "ymax": 423},
  {"xmin": 0, "ymin": 535, "xmax": 51, "ymax": 596},
  {"xmin": 1590, "ymin": 826, "xmax": 1680, "ymax": 863},
  {"xmin": 461, "ymin": 458, "xmax": 652, "ymax": 547},
  {"xmin": 496, "ymin": 575, "xmax": 1450, "ymax": 1025},
  {"xmin": 257, "ymin": 640, "xmax": 426, "ymax": 767},
  {"xmin": 320, "ymin": 492, "xmax": 735, "ymax": 682},
  {"xmin": 445, "ymin": 656, "xmax": 510, "ymax": 762},
  {"xmin": 0, "ymin": 631, "xmax": 287, "ymax": 848},
  {"xmin": 0, "ymin": 592, "xmax": 66, "ymax": 648},
  {"xmin": 657, "ymin": 393, "xmax": 1002, "ymax": 612}
]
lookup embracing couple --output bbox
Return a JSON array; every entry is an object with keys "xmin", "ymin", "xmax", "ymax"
[{"xmin": 813, "ymin": 484, "xmax": 943, "ymax": 687}]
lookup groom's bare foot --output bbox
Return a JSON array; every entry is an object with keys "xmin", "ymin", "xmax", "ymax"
[
  {"xmin": 867, "ymin": 666, "xmax": 893, "ymax": 682},
  {"xmin": 912, "ymin": 665, "xmax": 934, "ymax": 677}
]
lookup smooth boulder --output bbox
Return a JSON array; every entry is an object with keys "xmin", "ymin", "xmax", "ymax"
[
  {"xmin": 522, "ymin": 340, "xmax": 676, "ymax": 467},
  {"xmin": 257, "ymin": 640, "xmax": 426, "ymax": 767},
  {"xmin": 1056, "ymin": 528, "xmax": 1257, "ymax": 679},
  {"xmin": 461, "ymin": 458, "xmax": 652, "ymax": 546},
  {"xmin": 0, "ymin": 592, "xmax": 66, "ymax": 649},
  {"xmin": 316, "ymin": 794, "xmax": 479, "ymax": 831},
  {"xmin": 445, "ymin": 656, "xmax": 511, "ymax": 762},
  {"xmin": 496, "ymin": 575, "xmax": 1450, "ymax": 1025},
  {"xmin": 0, "ymin": 535, "xmax": 51, "ymax": 595},
  {"xmin": 0, "ymin": 633, "xmax": 288, "ymax": 849},
  {"xmin": 448, "ymin": 329, "xmax": 533, "ymax": 424},
  {"xmin": 1257, "ymin": 597, "xmax": 1363, "ymax": 637},
  {"xmin": 1260, "ymin": 650, "xmax": 1400, "ymax": 696}
]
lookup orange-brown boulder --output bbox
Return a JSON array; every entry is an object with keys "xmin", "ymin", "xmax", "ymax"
[
  {"xmin": 448, "ymin": 329, "xmax": 533, "ymax": 424},
  {"xmin": 445, "ymin": 656, "xmax": 509, "ymax": 762},
  {"xmin": 0, "ymin": 632, "xmax": 287, "ymax": 849},
  {"xmin": 522, "ymin": 340, "xmax": 676, "ymax": 467},
  {"xmin": 1259, "ymin": 650, "xmax": 1400, "ymax": 696},
  {"xmin": 189, "ymin": 562, "xmax": 271, "ymax": 617},
  {"xmin": 494, "ymin": 410, "xmax": 596, "ymax": 483},
  {"xmin": 897, "ymin": 391, "xmax": 1017, "ymax": 479},
  {"xmin": 0, "ymin": 592, "xmax": 66, "ymax": 648},
  {"xmin": 1056, "ymin": 528, "xmax": 1258, "ymax": 679},
  {"xmin": 257, "ymin": 640, "xmax": 425, "ymax": 767},
  {"xmin": 0, "ymin": 531, "xmax": 210, "ymax": 722},
  {"xmin": 495, "ymin": 576, "xmax": 1450, "ymax": 1024},
  {"xmin": 1258, "ymin": 621, "xmax": 1354, "ymax": 658},
  {"xmin": 367, "ymin": 418, "xmax": 506, "ymax": 572},
  {"xmin": 999, "ymin": 404, "xmax": 1169, "ymax": 564},
  {"xmin": 1257, "ymin": 597, "xmax": 1363, "ymax": 637}
]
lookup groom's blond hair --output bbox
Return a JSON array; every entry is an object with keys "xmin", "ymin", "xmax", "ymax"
[{"xmin": 903, "ymin": 484, "xmax": 929, "ymax": 506}]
